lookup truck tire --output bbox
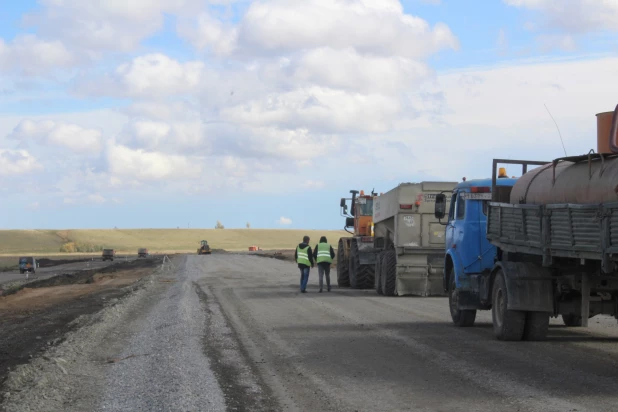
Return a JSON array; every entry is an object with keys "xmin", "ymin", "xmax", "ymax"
[
  {"xmin": 381, "ymin": 250, "xmax": 397, "ymax": 296},
  {"xmin": 523, "ymin": 312, "xmax": 549, "ymax": 341},
  {"xmin": 350, "ymin": 239, "xmax": 374, "ymax": 289},
  {"xmin": 562, "ymin": 314, "xmax": 582, "ymax": 327},
  {"xmin": 375, "ymin": 252, "xmax": 383, "ymax": 295},
  {"xmin": 492, "ymin": 269, "xmax": 525, "ymax": 341},
  {"xmin": 449, "ymin": 271, "xmax": 476, "ymax": 327},
  {"xmin": 337, "ymin": 239, "xmax": 350, "ymax": 287}
]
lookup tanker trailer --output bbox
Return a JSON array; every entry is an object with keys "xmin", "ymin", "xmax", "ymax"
[
  {"xmin": 373, "ymin": 182, "xmax": 456, "ymax": 296},
  {"xmin": 445, "ymin": 105, "xmax": 618, "ymax": 341}
]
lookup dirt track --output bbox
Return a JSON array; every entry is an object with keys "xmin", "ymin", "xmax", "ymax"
[{"xmin": 3, "ymin": 254, "xmax": 618, "ymax": 411}]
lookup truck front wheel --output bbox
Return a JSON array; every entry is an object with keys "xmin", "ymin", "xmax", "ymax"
[
  {"xmin": 337, "ymin": 239, "xmax": 350, "ymax": 287},
  {"xmin": 449, "ymin": 271, "xmax": 476, "ymax": 327},
  {"xmin": 492, "ymin": 269, "xmax": 525, "ymax": 341}
]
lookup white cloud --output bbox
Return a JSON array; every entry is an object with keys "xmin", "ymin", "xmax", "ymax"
[
  {"xmin": 77, "ymin": 54, "xmax": 206, "ymax": 98},
  {"xmin": 26, "ymin": 0, "xmax": 203, "ymax": 54},
  {"xmin": 0, "ymin": 149, "xmax": 42, "ymax": 176},
  {"xmin": 219, "ymin": 87, "xmax": 403, "ymax": 134},
  {"xmin": 537, "ymin": 34, "xmax": 577, "ymax": 52},
  {"xmin": 181, "ymin": 0, "xmax": 458, "ymax": 58},
  {"xmin": 116, "ymin": 119, "xmax": 209, "ymax": 154},
  {"xmin": 504, "ymin": 0, "xmax": 618, "ymax": 33},
  {"xmin": 106, "ymin": 144, "xmax": 202, "ymax": 181},
  {"xmin": 0, "ymin": 35, "xmax": 77, "ymax": 76},
  {"xmin": 177, "ymin": 11, "xmax": 239, "ymax": 56},
  {"xmin": 27, "ymin": 202, "xmax": 40, "ymax": 210},
  {"xmin": 277, "ymin": 216, "xmax": 292, "ymax": 225},
  {"xmin": 292, "ymin": 47, "xmax": 431, "ymax": 94},
  {"xmin": 8, "ymin": 119, "xmax": 103, "ymax": 153},
  {"xmin": 88, "ymin": 194, "xmax": 106, "ymax": 204}
]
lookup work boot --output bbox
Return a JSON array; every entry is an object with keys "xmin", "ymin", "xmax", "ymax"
[
  {"xmin": 319, "ymin": 289, "xmax": 322, "ymax": 293},
  {"xmin": 327, "ymin": 287, "xmax": 331, "ymax": 292}
]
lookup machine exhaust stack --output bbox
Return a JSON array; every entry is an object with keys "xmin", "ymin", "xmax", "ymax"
[{"xmin": 596, "ymin": 110, "xmax": 614, "ymax": 154}]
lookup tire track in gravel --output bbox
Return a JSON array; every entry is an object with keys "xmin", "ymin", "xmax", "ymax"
[{"xmin": 193, "ymin": 281, "xmax": 280, "ymax": 412}]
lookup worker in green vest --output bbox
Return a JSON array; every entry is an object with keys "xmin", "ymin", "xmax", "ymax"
[
  {"xmin": 295, "ymin": 235, "xmax": 314, "ymax": 293},
  {"xmin": 313, "ymin": 236, "xmax": 335, "ymax": 292}
]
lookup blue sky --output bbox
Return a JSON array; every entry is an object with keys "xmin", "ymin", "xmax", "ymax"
[{"xmin": 1, "ymin": 0, "xmax": 618, "ymax": 230}]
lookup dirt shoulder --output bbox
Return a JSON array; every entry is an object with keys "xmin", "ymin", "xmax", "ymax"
[{"xmin": 0, "ymin": 257, "xmax": 163, "ymax": 397}]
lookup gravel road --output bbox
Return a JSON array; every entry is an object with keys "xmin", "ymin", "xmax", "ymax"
[{"xmin": 5, "ymin": 254, "xmax": 618, "ymax": 411}]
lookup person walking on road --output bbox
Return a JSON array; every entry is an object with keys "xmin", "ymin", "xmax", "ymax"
[
  {"xmin": 313, "ymin": 236, "xmax": 335, "ymax": 293},
  {"xmin": 295, "ymin": 235, "xmax": 314, "ymax": 293}
]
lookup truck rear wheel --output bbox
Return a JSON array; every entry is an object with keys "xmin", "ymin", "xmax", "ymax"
[
  {"xmin": 562, "ymin": 314, "xmax": 582, "ymax": 327},
  {"xmin": 381, "ymin": 250, "xmax": 397, "ymax": 296},
  {"xmin": 375, "ymin": 252, "xmax": 383, "ymax": 295},
  {"xmin": 349, "ymin": 239, "xmax": 374, "ymax": 289},
  {"xmin": 492, "ymin": 270, "xmax": 525, "ymax": 341},
  {"xmin": 449, "ymin": 271, "xmax": 476, "ymax": 327},
  {"xmin": 523, "ymin": 312, "xmax": 549, "ymax": 341},
  {"xmin": 337, "ymin": 239, "xmax": 350, "ymax": 287}
]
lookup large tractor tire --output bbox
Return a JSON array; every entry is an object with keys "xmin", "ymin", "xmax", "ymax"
[
  {"xmin": 349, "ymin": 239, "xmax": 374, "ymax": 289},
  {"xmin": 337, "ymin": 239, "xmax": 350, "ymax": 287},
  {"xmin": 448, "ymin": 270, "xmax": 476, "ymax": 327},
  {"xmin": 492, "ymin": 269, "xmax": 525, "ymax": 341},
  {"xmin": 381, "ymin": 249, "xmax": 397, "ymax": 296},
  {"xmin": 375, "ymin": 252, "xmax": 384, "ymax": 295}
]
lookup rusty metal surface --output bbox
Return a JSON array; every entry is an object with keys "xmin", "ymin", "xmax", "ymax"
[
  {"xmin": 597, "ymin": 111, "xmax": 613, "ymax": 154},
  {"xmin": 510, "ymin": 155, "xmax": 618, "ymax": 205}
]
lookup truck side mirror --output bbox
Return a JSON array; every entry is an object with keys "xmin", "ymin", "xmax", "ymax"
[
  {"xmin": 345, "ymin": 217, "xmax": 354, "ymax": 228},
  {"xmin": 435, "ymin": 193, "xmax": 447, "ymax": 220}
]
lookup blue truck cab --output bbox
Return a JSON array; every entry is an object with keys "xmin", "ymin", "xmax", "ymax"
[{"xmin": 437, "ymin": 173, "xmax": 517, "ymax": 326}]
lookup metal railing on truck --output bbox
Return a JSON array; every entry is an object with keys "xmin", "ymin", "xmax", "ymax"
[{"xmin": 487, "ymin": 202, "xmax": 618, "ymax": 273}]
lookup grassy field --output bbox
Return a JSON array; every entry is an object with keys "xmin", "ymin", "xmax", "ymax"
[{"xmin": 0, "ymin": 229, "xmax": 351, "ymax": 256}]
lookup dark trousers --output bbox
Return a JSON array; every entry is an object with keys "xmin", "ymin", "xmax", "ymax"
[
  {"xmin": 318, "ymin": 263, "xmax": 331, "ymax": 291},
  {"xmin": 299, "ymin": 267, "xmax": 310, "ymax": 291}
]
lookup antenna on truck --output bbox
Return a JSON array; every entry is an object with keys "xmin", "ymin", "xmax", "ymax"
[{"xmin": 544, "ymin": 103, "xmax": 568, "ymax": 157}]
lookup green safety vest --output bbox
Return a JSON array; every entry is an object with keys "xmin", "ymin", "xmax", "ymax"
[
  {"xmin": 296, "ymin": 245, "xmax": 311, "ymax": 266},
  {"xmin": 316, "ymin": 243, "xmax": 333, "ymax": 264}
]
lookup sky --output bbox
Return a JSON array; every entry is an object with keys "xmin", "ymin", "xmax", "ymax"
[{"xmin": 1, "ymin": 0, "xmax": 618, "ymax": 230}]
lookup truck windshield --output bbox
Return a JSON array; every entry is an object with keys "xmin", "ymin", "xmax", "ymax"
[{"xmin": 358, "ymin": 199, "xmax": 373, "ymax": 216}]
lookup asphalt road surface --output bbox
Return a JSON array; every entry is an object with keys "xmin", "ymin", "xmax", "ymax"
[{"xmin": 7, "ymin": 254, "xmax": 618, "ymax": 412}]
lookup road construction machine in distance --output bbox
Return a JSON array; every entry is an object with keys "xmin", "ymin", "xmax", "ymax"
[{"xmin": 198, "ymin": 240, "xmax": 212, "ymax": 255}]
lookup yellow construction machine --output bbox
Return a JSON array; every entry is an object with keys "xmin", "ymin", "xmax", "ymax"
[
  {"xmin": 337, "ymin": 189, "xmax": 378, "ymax": 289},
  {"xmin": 197, "ymin": 240, "xmax": 212, "ymax": 255}
]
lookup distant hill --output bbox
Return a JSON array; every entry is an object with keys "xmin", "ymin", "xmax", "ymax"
[{"xmin": 0, "ymin": 229, "xmax": 351, "ymax": 255}]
